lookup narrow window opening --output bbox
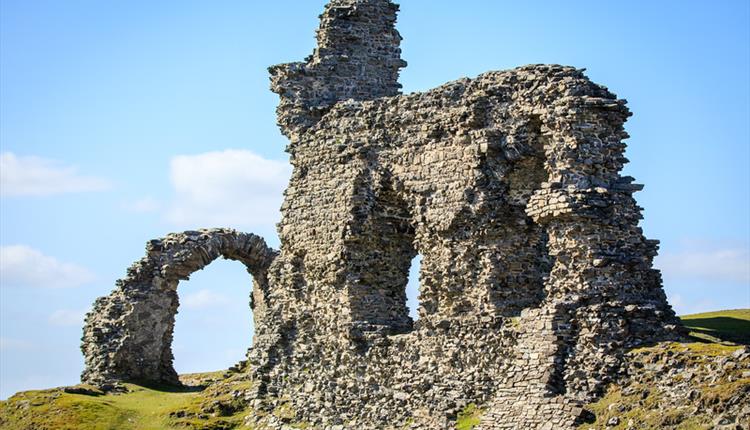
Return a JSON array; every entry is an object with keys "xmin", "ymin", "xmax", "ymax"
[
  {"xmin": 172, "ymin": 259, "xmax": 254, "ymax": 375},
  {"xmin": 405, "ymin": 254, "xmax": 422, "ymax": 321}
]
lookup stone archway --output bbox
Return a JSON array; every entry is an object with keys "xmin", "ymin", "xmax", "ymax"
[{"xmin": 81, "ymin": 228, "xmax": 277, "ymax": 386}]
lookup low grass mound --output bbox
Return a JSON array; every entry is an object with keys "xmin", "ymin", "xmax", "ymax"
[
  {"xmin": 0, "ymin": 383, "xmax": 196, "ymax": 430},
  {"xmin": 0, "ymin": 371, "xmax": 252, "ymax": 430}
]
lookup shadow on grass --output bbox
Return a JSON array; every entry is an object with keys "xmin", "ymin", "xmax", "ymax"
[
  {"xmin": 126, "ymin": 379, "xmax": 207, "ymax": 393},
  {"xmin": 682, "ymin": 317, "xmax": 750, "ymax": 345}
]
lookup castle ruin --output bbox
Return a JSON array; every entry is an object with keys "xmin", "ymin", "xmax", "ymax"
[{"xmin": 81, "ymin": 1, "xmax": 684, "ymax": 428}]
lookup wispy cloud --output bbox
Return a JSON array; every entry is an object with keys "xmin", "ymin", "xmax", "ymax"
[
  {"xmin": 0, "ymin": 245, "xmax": 95, "ymax": 288},
  {"xmin": 181, "ymin": 289, "xmax": 230, "ymax": 309},
  {"xmin": 48, "ymin": 309, "xmax": 87, "ymax": 326},
  {"xmin": 165, "ymin": 149, "xmax": 290, "ymax": 230},
  {"xmin": 656, "ymin": 246, "xmax": 750, "ymax": 284},
  {"xmin": 0, "ymin": 152, "xmax": 110, "ymax": 197}
]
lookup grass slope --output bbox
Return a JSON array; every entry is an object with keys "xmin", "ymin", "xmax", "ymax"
[
  {"xmin": 0, "ymin": 371, "xmax": 251, "ymax": 430},
  {"xmin": 1, "ymin": 384, "xmax": 196, "ymax": 430},
  {"xmin": 680, "ymin": 309, "xmax": 750, "ymax": 345},
  {"xmin": 1, "ymin": 310, "xmax": 748, "ymax": 430},
  {"xmin": 577, "ymin": 309, "xmax": 750, "ymax": 430},
  {"xmin": 578, "ymin": 341, "xmax": 749, "ymax": 429}
]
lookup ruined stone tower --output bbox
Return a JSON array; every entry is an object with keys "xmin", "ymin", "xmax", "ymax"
[
  {"xmin": 81, "ymin": 1, "xmax": 684, "ymax": 428},
  {"xmin": 270, "ymin": 0, "xmax": 406, "ymax": 136}
]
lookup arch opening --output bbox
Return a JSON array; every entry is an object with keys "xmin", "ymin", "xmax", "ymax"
[
  {"xmin": 172, "ymin": 258, "xmax": 255, "ymax": 376},
  {"xmin": 81, "ymin": 229, "xmax": 276, "ymax": 387},
  {"xmin": 345, "ymin": 171, "xmax": 418, "ymax": 334}
]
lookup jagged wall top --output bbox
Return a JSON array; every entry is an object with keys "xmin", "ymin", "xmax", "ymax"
[{"xmin": 269, "ymin": 0, "xmax": 406, "ymax": 138}]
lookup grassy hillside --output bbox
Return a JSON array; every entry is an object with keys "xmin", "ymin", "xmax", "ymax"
[
  {"xmin": 680, "ymin": 309, "xmax": 750, "ymax": 344},
  {"xmin": 578, "ymin": 309, "xmax": 750, "ymax": 430},
  {"xmin": 1, "ymin": 309, "xmax": 748, "ymax": 430},
  {"xmin": 0, "ymin": 371, "xmax": 254, "ymax": 430},
  {"xmin": 0, "ymin": 383, "xmax": 195, "ymax": 430}
]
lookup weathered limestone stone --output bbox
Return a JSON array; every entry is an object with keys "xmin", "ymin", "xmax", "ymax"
[
  {"xmin": 81, "ymin": 229, "xmax": 276, "ymax": 386},
  {"xmin": 81, "ymin": 1, "xmax": 688, "ymax": 428}
]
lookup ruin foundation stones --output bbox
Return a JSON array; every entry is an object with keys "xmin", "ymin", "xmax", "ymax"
[{"xmin": 81, "ymin": 1, "xmax": 687, "ymax": 428}]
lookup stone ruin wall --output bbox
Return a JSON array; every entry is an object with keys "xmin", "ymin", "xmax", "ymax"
[{"xmin": 81, "ymin": 1, "xmax": 684, "ymax": 429}]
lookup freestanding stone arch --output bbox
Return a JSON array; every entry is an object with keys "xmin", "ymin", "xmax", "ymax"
[{"xmin": 81, "ymin": 228, "xmax": 277, "ymax": 386}]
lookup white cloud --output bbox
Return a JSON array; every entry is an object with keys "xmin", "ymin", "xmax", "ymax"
[
  {"xmin": 0, "ymin": 152, "xmax": 110, "ymax": 197},
  {"xmin": 48, "ymin": 309, "xmax": 87, "ymax": 326},
  {"xmin": 121, "ymin": 197, "xmax": 161, "ymax": 213},
  {"xmin": 0, "ymin": 245, "xmax": 95, "ymax": 288},
  {"xmin": 165, "ymin": 149, "xmax": 291, "ymax": 229},
  {"xmin": 181, "ymin": 289, "xmax": 230, "ymax": 309},
  {"xmin": 656, "ymin": 246, "xmax": 750, "ymax": 283}
]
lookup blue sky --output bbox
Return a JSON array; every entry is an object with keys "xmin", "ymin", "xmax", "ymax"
[{"xmin": 1, "ymin": 0, "xmax": 748, "ymax": 399}]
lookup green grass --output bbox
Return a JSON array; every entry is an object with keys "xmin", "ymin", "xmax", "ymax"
[
  {"xmin": 680, "ymin": 308, "xmax": 750, "ymax": 344},
  {"xmin": 456, "ymin": 403, "xmax": 482, "ymax": 430},
  {"xmin": 1, "ymin": 384, "xmax": 201, "ymax": 430},
  {"xmin": 0, "ymin": 371, "xmax": 251, "ymax": 430},
  {"xmin": 576, "ymin": 308, "xmax": 750, "ymax": 429},
  {"xmin": 578, "ymin": 341, "xmax": 748, "ymax": 429}
]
